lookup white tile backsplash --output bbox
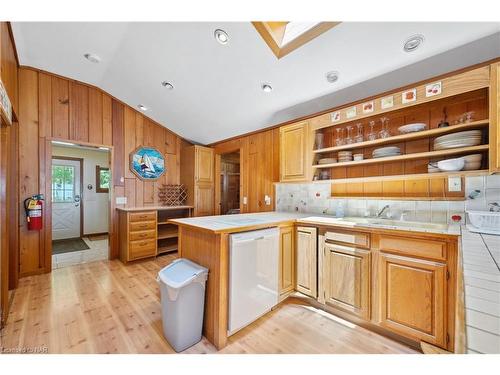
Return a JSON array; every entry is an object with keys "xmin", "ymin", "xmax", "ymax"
[{"xmin": 275, "ymin": 175, "xmax": 500, "ymax": 224}]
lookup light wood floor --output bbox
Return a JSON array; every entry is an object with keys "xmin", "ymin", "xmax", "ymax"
[{"xmin": 0, "ymin": 255, "xmax": 417, "ymax": 354}]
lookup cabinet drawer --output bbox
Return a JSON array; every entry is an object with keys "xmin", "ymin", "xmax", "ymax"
[
  {"xmin": 129, "ymin": 221, "xmax": 156, "ymax": 232},
  {"xmin": 129, "ymin": 211, "xmax": 156, "ymax": 222},
  {"xmin": 325, "ymin": 230, "xmax": 370, "ymax": 249},
  {"xmin": 379, "ymin": 235, "xmax": 446, "ymax": 261},
  {"xmin": 129, "ymin": 239, "xmax": 156, "ymax": 260},
  {"xmin": 130, "ymin": 230, "xmax": 156, "ymax": 241}
]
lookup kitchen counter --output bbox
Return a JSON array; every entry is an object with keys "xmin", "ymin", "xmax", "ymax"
[
  {"xmin": 116, "ymin": 205, "xmax": 193, "ymax": 212},
  {"xmin": 169, "ymin": 211, "xmax": 461, "ymax": 236}
]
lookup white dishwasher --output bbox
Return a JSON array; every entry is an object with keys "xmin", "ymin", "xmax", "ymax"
[{"xmin": 228, "ymin": 227, "xmax": 279, "ymax": 335}]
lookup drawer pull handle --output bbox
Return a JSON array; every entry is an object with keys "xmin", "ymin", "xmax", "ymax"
[
  {"xmin": 139, "ymin": 233, "xmax": 147, "ymax": 238},
  {"xmin": 140, "ymin": 241, "xmax": 148, "ymax": 246}
]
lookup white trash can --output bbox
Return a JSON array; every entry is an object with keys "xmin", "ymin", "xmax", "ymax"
[{"xmin": 157, "ymin": 258, "xmax": 208, "ymax": 352}]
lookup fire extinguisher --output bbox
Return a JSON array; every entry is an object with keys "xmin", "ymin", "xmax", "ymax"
[{"xmin": 24, "ymin": 194, "xmax": 44, "ymax": 231}]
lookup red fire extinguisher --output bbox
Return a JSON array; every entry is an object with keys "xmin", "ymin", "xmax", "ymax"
[{"xmin": 24, "ymin": 194, "xmax": 44, "ymax": 231}]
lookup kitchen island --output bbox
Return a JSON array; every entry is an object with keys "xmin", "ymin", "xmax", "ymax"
[{"xmin": 170, "ymin": 212, "xmax": 462, "ymax": 351}]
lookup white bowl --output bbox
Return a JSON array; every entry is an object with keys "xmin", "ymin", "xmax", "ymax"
[{"xmin": 437, "ymin": 158, "xmax": 465, "ymax": 172}]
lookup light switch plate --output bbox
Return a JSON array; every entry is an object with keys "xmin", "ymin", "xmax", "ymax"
[
  {"xmin": 448, "ymin": 177, "xmax": 462, "ymax": 192},
  {"xmin": 264, "ymin": 195, "xmax": 271, "ymax": 205},
  {"xmin": 116, "ymin": 196, "xmax": 127, "ymax": 205},
  {"xmin": 243, "ymin": 196, "xmax": 248, "ymax": 205}
]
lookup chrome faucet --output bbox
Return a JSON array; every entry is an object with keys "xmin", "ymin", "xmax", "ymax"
[{"xmin": 376, "ymin": 205, "xmax": 390, "ymax": 218}]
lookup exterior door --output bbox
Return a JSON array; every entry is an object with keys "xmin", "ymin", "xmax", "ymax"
[{"xmin": 52, "ymin": 158, "xmax": 82, "ymax": 240}]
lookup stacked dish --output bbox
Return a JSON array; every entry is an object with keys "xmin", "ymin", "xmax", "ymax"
[
  {"xmin": 428, "ymin": 163, "xmax": 440, "ymax": 173},
  {"xmin": 338, "ymin": 151, "xmax": 353, "ymax": 162},
  {"xmin": 372, "ymin": 146, "xmax": 401, "ymax": 158},
  {"xmin": 461, "ymin": 154, "xmax": 482, "ymax": 170},
  {"xmin": 318, "ymin": 157, "xmax": 337, "ymax": 165},
  {"xmin": 433, "ymin": 130, "xmax": 482, "ymax": 150},
  {"xmin": 437, "ymin": 157, "xmax": 465, "ymax": 172},
  {"xmin": 398, "ymin": 123, "xmax": 427, "ymax": 134}
]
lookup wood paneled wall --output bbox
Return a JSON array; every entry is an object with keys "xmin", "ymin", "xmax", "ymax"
[
  {"xmin": 212, "ymin": 128, "xmax": 279, "ymax": 213},
  {"xmin": 17, "ymin": 67, "xmax": 184, "ymax": 277},
  {"xmin": 0, "ymin": 21, "xmax": 19, "ymax": 326}
]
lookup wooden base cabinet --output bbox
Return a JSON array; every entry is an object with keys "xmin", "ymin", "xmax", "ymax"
[
  {"xmin": 279, "ymin": 225, "xmax": 295, "ymax": 299},
  {"xmin": 323, "ymin": 242, "xmax": 371, "ymax": 320},
  {"xmin": 378, "ymin": 253, "xmax": 447, "ymax": 348},
  {"xmin": 295, "ymin": 226, "xmax": 317, "ymax": 298}
]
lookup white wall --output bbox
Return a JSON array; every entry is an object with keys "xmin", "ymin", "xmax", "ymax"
[{"xmin": 52, "ymin": 145, "xmax": 110, "ymax": 235}]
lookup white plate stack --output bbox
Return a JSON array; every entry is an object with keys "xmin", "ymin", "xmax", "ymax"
[
  {"xmin": 433, "ymin": 130, "xmax": 482, "ymax": 150},
  {"xmin": 372, "ymin": 146, "xmax": 401, "ymax": 158},
  {"xmin": 398, "ymin": 123, "xmax": 427, "ymax": 134},
  {"xmin": 318, "ymin": 157, "xmax": 337, "ymax": 165},
  {"xmin": 338, "ymin": 151, "xmax": 353, "ymax": 162}
]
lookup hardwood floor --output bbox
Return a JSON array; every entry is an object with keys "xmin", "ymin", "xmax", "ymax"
[{"xmin": 0, "ymin": 255, "xmax": 417, "ymax": 354}]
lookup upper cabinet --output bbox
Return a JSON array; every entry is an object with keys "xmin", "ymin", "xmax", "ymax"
[
  {"xmin": 280, "ymin": 121, "xmax": 311, "ymax": 182},
  {"xmin": 195, "ymin": 146, "xmax": 214, "ymax": 184},
  {"xmin": 490, "ymin": 62, "xmax": 500, "ymax": 173}
]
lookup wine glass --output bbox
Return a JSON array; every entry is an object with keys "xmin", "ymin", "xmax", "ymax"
[
  {"xmin": 367, "ymin": 120, "xmax": 377, "ymax": 141},
  {"xmin": 379, "ymin": 117, "xmax": 390, "ymax": 138},
  {"xmin": 465, "ymin": 111, "xmax": 475, "ymax": 123},
  {"xmin": 335, "ymin": 127, "xmax": 344, "ymax": 146},
  {"xmin": 355, "ymin": 123, "xmax": 364, "ymax": 143},
  {"xmin": 345, "ymin": 125, "xmax": 354, "ymax": 144}
]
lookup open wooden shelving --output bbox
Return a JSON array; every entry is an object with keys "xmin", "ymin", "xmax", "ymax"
[
  {"xmin": 313, "ymin": 144, "xmax": 489, "ymax": 169},
  {"xmin": 157, "ymin": 227, "xmax": 178, "ymax": 240},
  {"xmin": 313, "ymin": 120, "xmax": 489, "ymax": 154}
]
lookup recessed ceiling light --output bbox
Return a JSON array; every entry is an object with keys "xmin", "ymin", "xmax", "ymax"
[
  {"xmin": 403, "ymin": 34, "xmax": 424, "ymax": 52},
  {"xmin": 214, "ymin": 29, "xmax": 229, "ymax": 45},
  {"xmin": 84, "ymin": 53, "xmax": 101, "ymax": 63},
  {"xmin": 138, "ymin": 104, "xmax": 148, "ymax": 111},
  {"xmin": 161, "ymin": 81, "xmax": 174, "ymax": 90},
  {"xmin": 326, "ymin": 71, "xmax": 339, "ymax": 83},
  {"xmin": 261, "ymin": 83, "xmax": 273, "ymax": 93}
]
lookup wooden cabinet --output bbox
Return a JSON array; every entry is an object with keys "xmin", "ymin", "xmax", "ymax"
[
  {"xmin": 280, "ymin": 121, "xmax": 311, "ymax": 182},
  {"xmin": 119, "ymin": 210, "xmax": 158, "ymax": 262},
  {"xmin": 490, "ymin": 62, "xmax": 500, "ymax": 173},
  {"xmin": 323, "ymin": 242, "xmax": 370, "ymax": 320},
  {"xmin": 279, "ymin": 225, "xmax": 295, "ymax": 299},
  {"xmin": 295, "ymin": 226, "xmax": 317, "ymax": 297},
  {"xmin": 181, "ymin": 145, "xmax": 214, "ymax": 216},
  {"xmin": 378, "ymin": 252, "xmax": 447, "ymax": 348}
]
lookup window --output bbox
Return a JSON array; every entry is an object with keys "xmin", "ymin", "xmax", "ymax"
[
  {"xmin": 52, "ymin": 165, "xmax": 75, "ymax": 202},
  {"xmin": 96, "ymin": 165, "xmax": 110, "ymax": 193}
]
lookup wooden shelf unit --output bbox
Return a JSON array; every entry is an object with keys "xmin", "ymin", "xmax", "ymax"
[
  {"xmin": 313, "ymin": 120, "xmax": 489, "ymax": 154},
  {"xmin": 156, "ymin": 208, "xmax": 192, "ymax": 254},
  {"xmin": 313, "ymin": 144, "xmax": 489, "ymax": 169}
]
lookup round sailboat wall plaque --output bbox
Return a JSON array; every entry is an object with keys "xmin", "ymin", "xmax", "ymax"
[{"xmin": 130, "ymin": 146, "xmax": 166, "ymax": 180}]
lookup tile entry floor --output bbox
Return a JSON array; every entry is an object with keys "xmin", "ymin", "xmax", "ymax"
[
  {"xmin": 461, "ymin": 229, "xmax": 500, "ymax": 354},
  {"xmin": 51, "ymin": 236, "xmax": 108, "ymax": 269}
]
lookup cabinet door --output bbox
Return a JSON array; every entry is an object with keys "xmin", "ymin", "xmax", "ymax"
[
  {"xmin": 279, "ymin": 225, "xmax": 295, "ymax": 297},
  {"xmin": 323, "ymin": 243, "xmax": 370, "ymax": 320},
  {"xmin": 280, "ymin": 122, "xmax": 310, "ymax": 182},
  {"xmin": 195, "ymin": 183, "xmax": 214, "ymax": 216},
  {"xmin": 379, "ymin": 253, "xmax": 447, "ymax": 347},
  {"xmin": 195, "ymin": 146, "xmax": 214, "ymax": 183},
  {"xmin": 295, "ymin": 226, "xmax": 317, "ymax": 297}
]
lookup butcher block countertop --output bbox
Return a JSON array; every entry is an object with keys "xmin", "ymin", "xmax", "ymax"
[
  {"xmin": 116, "ymin": 205, "xmax": 193, "ymax": 212},
  {"xmin": 169, "ymin": 211, "xmax": 461, "ymax": 236}
]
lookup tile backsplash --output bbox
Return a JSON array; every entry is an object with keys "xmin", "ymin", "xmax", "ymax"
[{"xmin": 275, "ymin": 174, "xmax": 500, "ymax": 225}]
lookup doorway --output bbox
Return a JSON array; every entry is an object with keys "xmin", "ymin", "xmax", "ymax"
[
  {"xmin": 219, "ymin": 151, "xmax": 240, "ymax": 215},
  {"xmin": 51, "ymin": 142, "xmax": 111, "ymax": 269}
]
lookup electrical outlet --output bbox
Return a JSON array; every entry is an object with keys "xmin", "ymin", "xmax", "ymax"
[
  {"xmin": 448, "ymin": 177, "xmax": 462, "ymax": 192},
  {"xmin": 116, "ymin": 196, "xmax": 127, "ymax": 205},
  {"xmin": 264, "ymin": 195, "xmax": 271, "ymax": 205}
]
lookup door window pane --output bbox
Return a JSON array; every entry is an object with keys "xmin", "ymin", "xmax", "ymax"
[{"xmin": 52, "ymin": 164, "xmax": 76, "ymax": 203}]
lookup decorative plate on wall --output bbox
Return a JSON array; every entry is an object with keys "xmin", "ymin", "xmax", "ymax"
[{"xmin": 130, "ymin": 146, "xmax": 165, "ymax": 180}]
